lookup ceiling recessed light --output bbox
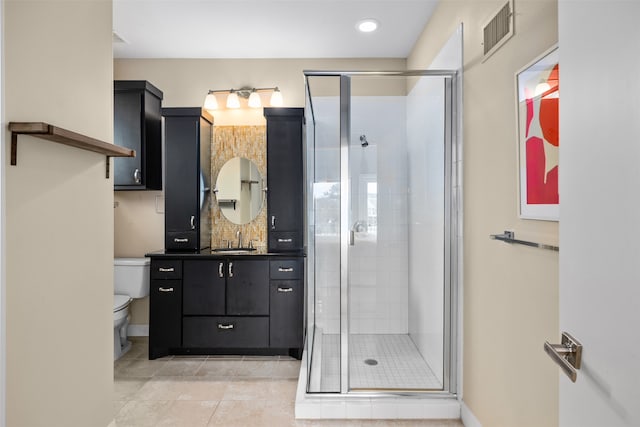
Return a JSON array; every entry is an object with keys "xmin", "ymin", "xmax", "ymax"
[{"xmin": 356, "ymin": 19, "xmax": 379, "ymax": 33}]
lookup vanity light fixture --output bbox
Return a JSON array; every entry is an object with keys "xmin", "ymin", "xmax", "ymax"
[{"xmin": 203, "ymin": 86, "xmax": 284, "ymax": 110}]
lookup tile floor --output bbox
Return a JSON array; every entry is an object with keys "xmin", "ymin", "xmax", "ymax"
[{"xmin": 114, "ymin": 337, "xmax": 463, "ymax": 427}]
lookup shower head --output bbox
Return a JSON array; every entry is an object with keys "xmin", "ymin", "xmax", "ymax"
[{"xmin": 359, "ymin": 135, "xmax": 369, "ymax": 147}]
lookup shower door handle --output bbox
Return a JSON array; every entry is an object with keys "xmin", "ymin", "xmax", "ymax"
[{"xmin": 349, "ymin": 230, "xmax": 355, "ymax": 245}]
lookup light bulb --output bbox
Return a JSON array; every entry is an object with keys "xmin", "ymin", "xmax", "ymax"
[
  {"xmin": 204, "ymin": 93, "xmax": 218, "ymax": 110},
  {"xmin": 248, "ymin": 91, "xmax": 262, "ymax": 108},
  {"xmin": 270, "ymin": 88, "xmax": 283, "ymax": 107},
  {"xmin": 226, "ymin": 91, "xmax": 240, "ymax": 109},
  {"xmin": 357, "ymin": 19, "xmax": 379, "ymax": 33}
]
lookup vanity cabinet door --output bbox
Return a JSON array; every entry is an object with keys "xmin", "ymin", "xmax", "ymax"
[
  {"xmin": 149, "ymin": 279, "xmax": 182, "ymax": 359},
  {"xmin": 114, "ymin": 81, "xmax": 163, "ymax": 190},
  {"xmin": 265, "ymin": 108, "xmax": 304, "ymax": 252},
  {"xmin": 226, "ymin": 259, "xmax": 269, "ymax": 315},
  {"xmin": 269, "ymin": 280, "xmax": 303, "ymax": 348},
  {"xmin": 183, "ymin": 260, "xmax": 225, "ymax": 315}
]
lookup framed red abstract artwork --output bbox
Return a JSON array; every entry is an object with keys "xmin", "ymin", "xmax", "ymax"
[{"xmin": 516, "ymin": 45, "xmax": 559, "ymax": 221}]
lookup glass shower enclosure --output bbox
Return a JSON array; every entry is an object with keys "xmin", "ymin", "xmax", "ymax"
[{"xmin": 304, "ymin": 71, "xmax": 459, "ymax": 395}]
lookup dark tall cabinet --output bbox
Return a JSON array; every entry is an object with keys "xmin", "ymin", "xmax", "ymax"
[
  {"xmin": 264, "ymin": 108, "xmax": 304, "ymax": 252},
  {"xmin": 163, "ymin": 108, "xmax": 213, "ymax": 251},
  {"xmin": 114, "ymin": 80, "xmax": 163, "ymax": 190}
]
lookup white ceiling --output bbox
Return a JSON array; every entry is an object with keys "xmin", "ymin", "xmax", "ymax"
[{"xmin": 113, "ymin": 0, "xmax": 440, "ymax": 59}]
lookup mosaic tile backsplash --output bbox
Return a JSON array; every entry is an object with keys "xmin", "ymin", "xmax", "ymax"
[{"xmin": 210, "ymin": 125, "xmax": 267, "ymax": 251}]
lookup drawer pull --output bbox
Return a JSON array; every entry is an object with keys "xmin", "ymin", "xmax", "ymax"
[
  {"xmin": 158, "ymin": 287, "xmax": 174, "ymax": 292},
  {"xmin": 277, "ymin": 287, "xmax": 293, "ymax": 293},
  {"xmin": 218, "ymin": 262, "xmax": 224, "ymax": 278},
  {"xmin": 217, "ymin": 323, "xmax": 234, "ymax": 330},
  {"xmin": 158, "ymin": 267, "xmax": 175, "ymax": 272},
  {"xmin": 278, "ymin": 238, "xmax": 293, "ymax": 243},
  {"xmin": 174, "ymin": 238, "xmax": 189, "ymax": 243},
  {"xmin": 278, "ymin": 267, "xmax": 294, "ymax": 272}
]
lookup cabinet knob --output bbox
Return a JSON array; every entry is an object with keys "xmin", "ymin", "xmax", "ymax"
[
  {"xmin": 218, "ymin": 262, "xmax": 224, "ymax": 278},
  {"xmin": 158, "ymin": 267, "xmax": 175, "ymax": 272},
  {"xmin": 271, "ymin": 215, "xmax": 276, "ymax": 230},
  {"xmin": 228, "ymin": 262, "xmax": 234, "ymax": 278},
  {"xmin": 190, "ymin": 215, "xmax": 196, "ymax": 230},
  {"xmin": 277, "ymin": 238, "xmax": 292, "ymax": 243},
  {"xmin": 133, "ymin": 168, "xmax": 141, "ymax": 184},
  {"xmin": 277, "ymin": 287, "xmax": 293, "ymax": 293},
  {"xmin": 278, "ymin": 267, "xmax": 294, "ymax": 272},
  {"xmin": 158, "ymin": 287, "xmax": 174, "ymax": 292},
  {"xmin": 217, "ymin": 323, "xmax": 234, "ymax": 330}
]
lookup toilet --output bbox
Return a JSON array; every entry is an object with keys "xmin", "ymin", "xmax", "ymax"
[{"xmin": 114, "ymin": 257, "xmax": 150, "ymax": 360}]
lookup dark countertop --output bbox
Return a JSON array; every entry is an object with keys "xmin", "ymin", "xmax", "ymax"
[{"xmin": 145, "ymin": 248, "xmax": 306, "ymax": 259}]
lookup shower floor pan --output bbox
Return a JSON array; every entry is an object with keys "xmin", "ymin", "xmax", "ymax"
[{"xmin": 313, "ymin": 334, "xmax": 443, "ymax": 392}]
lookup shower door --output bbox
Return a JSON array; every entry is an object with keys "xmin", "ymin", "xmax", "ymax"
[
  {"xmin": 305, "ymin": 71, "xmax": 458, "ymax": 395},
  {"xmin": 345, "ymin": 73, "xmax": 454, "ymax": 392}
]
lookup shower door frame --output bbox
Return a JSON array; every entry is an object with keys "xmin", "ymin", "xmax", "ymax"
[{"xmin": 304, "ymin": 70, "xmax": 460, "ymax": 397}]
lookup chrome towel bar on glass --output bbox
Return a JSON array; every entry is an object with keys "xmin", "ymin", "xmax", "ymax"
[{"xmin": 490, "ymin": 230, "xmax": 559, "ymax": 251}]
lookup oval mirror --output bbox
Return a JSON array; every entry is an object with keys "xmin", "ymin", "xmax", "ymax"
[{"xmin": 215, "ymin": 157, "xmax": 264, "ymax": 225}]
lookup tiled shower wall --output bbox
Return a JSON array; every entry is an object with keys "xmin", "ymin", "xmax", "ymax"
[
  {"xmin": 349, "ymin": 97, "xmax": 408, "ymax": 334},
  {"xmin": 210, "ymin": 126, "xmax": 268, "ymax": 251},
  {"xmin": 311, "ymin": 96, "xmax": 409, "ymax": 335}
]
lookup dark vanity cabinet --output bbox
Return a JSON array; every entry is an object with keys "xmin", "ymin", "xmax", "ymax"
[
  {"xmin": 114, "ymin": 80, "xmax": 163, "ymax": 190},
  {"xmin": 149, "ymin": 259, "xmax": 182, "ymax": 359},
  {"xmin": 148, "ymin": 255, "xmax": 304, "ymax": 360},
  {"xmin": 269, "ymin": 259, "xmax": 304, "ymax": 349},
  {"xmin": 264, "ymin": 108, "xmax": 305, "ymax": 252},
  {"xmin": 183, "ymin": 259, "xmax": 270, "ymax": 348},
  {"xmin": 163, "ymin": 108, "xmax": 213, "ymax": 251}
]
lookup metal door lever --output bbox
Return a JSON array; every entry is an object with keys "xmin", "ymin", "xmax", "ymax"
[{"xmin": 544, "ymin": 332, "xmax": 583, "ymax": 382}]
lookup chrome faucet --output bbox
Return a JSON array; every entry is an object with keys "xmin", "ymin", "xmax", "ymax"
[
  {"xmin": 236, "ymin": 230, "xmax": 243, "ymax": 248},
  {"xmin": 349, "ymin": 220, "xmax": 367, "ymax": 246}
]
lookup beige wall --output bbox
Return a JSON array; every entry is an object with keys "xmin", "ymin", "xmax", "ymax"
[
  {"xmin": 409, "ymin": 1, "xmax": 559, "ymax": 426},
  {"xmin": 5, "ymin": 1, "xmax": 114, "ymax": 426},
  {"xmin": 114, "ymin": 57, "xmax": 405, "ymax": 326}
]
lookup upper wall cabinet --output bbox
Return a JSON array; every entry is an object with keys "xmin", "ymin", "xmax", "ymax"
[
  {"xmin": 114, "ymin": 80, "xmax": 163, "ymax": 190},
  {"xmin": 264, "ymin": 108, "xmax": 304, "ymax": 252}
]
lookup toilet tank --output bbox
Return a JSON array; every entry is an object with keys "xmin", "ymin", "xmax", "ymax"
[{"xmin": 114, "ymin": 257, "xmax": 150, "ymax": 298}]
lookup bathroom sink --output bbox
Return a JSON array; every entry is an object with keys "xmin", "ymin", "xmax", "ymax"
[{"xmin": 211, "ymin": 247, "xmax": 256, "ymax": 254}]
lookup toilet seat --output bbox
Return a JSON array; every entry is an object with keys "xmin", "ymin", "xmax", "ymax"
[{"xmin": 114, "ymin": 294, "xmax": 132, "ymax": 313}]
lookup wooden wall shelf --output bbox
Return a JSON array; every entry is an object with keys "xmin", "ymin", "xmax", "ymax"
[{"xmin": 8, "ymin": 122, "xmax": 135, "ymax": 178}]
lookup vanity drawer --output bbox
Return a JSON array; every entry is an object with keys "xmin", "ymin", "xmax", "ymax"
[
  {"xmin": 268, "ymin": 231, "xmax": 302, "ymax": 252},
  {"xmin": 151, "ymin": 260, "xmax": 182, "ymax": 279},
  {"xmin": 270, "ymin": 259, "xmax": 303, "ymax": 280},
  {"xmin": 183, "ymin": 317, "xmax": 269, "ymax": 348},
  {"xmin": 166, "ymin": 231, "xmax": 198, "ymax": 251}
]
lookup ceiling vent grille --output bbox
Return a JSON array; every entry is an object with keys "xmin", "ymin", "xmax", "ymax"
[{"xmin": 482, "ymin": 0, "xmax": 514, "ymax": 62}]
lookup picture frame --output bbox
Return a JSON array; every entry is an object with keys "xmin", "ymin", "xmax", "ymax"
[{"xmin": 515, "ymin": 45, "xmax": 559, "ymax": 221}]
